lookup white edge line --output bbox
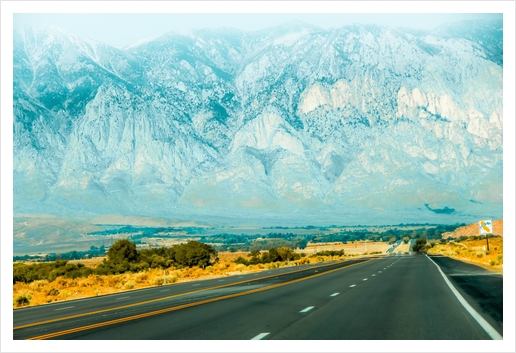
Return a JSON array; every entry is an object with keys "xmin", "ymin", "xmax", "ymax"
[
  {"xmin": 251, "ymin": 332, "xmax": 270, "ymax": 340},
  {"xmin": 300, "ymin": 306, "xmax": 315, "ymax": 313},
  {"xmin": 426, "ymin": 255, "xmax": 503, "ymax": 340}
]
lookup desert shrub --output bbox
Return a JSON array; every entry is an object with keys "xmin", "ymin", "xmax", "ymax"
[
  {"xmin": 14, "ymin": 292, "xmax": 32, "ymax": 307},
  {"xmin": 235, "ymin": 264, "xmax": 246, "ymax": 272},
  {"xmin": 29, "ymin": 280, "xmax": 48, "ymax": 292},
  {"xmin": 124, "ymin": 281, "xmax": 135, "ymax": 289},
  {"xmin": 497, "ymin": 254, "xmax": 503, "ymax": 262},
  {"xmin": 233, "ymin": 256, "xmax": 249, "ymax": 266},
  {"xmin": 134, "ymin": 272, "xmax": 148, "ymax": 283},
  {"xmin": 152, "ymin": 277, "xmax": 164, "ymax": 286},
  {"xmin": 129, "ymin": 261, "xmax": 150, "ymax": 272},
  {"xmin": 299, "ymin": 257, "xmax": 310, "ymax": 265},
  {"xmin": 46, "ymin": 288, "xmax": 60, "ymax": 296},
  {"xmin": 489, "ymin": 260, "xmax": 499, "ymax": 266},
  {"xmin": 477, "ymin": 253, "xmax": 483, "ymax": 258},
  {"xmin": 152, "ymin": 276, "xmax": 176, "ymax": 286}
]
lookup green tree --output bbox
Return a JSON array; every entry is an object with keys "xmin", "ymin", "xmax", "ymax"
[
  {"xmin": 106, "ymin": 239, "xmax": 139, "ymax": 264},
  {"xmin": 248, "ymin": 249, "xmax": 261, "ymax": 258},
  {"xmin": 174, "ymin": 241, "xmax": 218, "ymax": 268},
  {"xmin": 277, "ymin": 247, "xmax": 295, "ymax": 261},
  {"xmin": 267, "ymin": 248, "xmax": 280, "ymax": 262},
  {"xmin": 412, "ymin": 238, "xmax": 427, "ymax": 253}
]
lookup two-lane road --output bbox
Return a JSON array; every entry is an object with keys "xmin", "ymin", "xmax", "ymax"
[{"xmin": 14, "ymin": 255, "xmax": 502, "ymax": 340}]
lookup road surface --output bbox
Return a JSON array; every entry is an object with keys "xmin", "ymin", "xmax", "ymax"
[{"xmin": 13, "ymin": 254, "xmax": 502, "ymax": 340}]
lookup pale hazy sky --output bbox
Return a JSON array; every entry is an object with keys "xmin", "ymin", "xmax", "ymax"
[{"xmin": 14, "ymin": 13, "xmax": 502, "ymax": 48}]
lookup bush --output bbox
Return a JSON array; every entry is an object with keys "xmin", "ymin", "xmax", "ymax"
[
  {"xmin": 124, "ymin": 281, "xmax": 135, "ymax": 289},
  {"xmin": 233, "ymin": 256, "xmax": 249, "ymax": 266},
  {"xmin": 412, "ymin": 238, "xmax": 428, "ymax": 253},
  {"xmin": 46, "ymin": 287, "xmax": 60, "ymax": 296},
  {"xmin": 235, "ymin": 264, "xmax": 246, "ymax": 272},
  {"xmin": 14, "ymin": 292, "xmax": 32, "ymax": 307}
]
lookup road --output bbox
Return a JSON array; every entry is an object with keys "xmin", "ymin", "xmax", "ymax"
[{"xmin": 13, "ymin": 254, "xmax": 503, "ymax": 340}]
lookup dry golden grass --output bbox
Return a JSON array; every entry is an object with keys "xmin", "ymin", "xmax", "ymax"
[
  {"xmin": 428, "ymin": 237, "xmax": 503, "ymax": 273},
  {"xmin": 67, "ymin": 257, "xmax": 105, "ymax": 268},
  {"xmin": 13, "ymin": 252, "xmax": 339, "ymax": 308}
]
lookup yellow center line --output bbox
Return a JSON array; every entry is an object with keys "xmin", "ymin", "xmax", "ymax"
[
  {"xmin": 14, "ymin": 258, "xmax": 363, "ymax": 330},
  {"xmin": 26, "ymin": 259, "xmax": 372, "ymax": 340}
]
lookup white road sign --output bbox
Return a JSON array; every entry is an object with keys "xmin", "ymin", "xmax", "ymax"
[{"xmin": 479, "ymin": 220, "xmax": 493, "ymax": 235}]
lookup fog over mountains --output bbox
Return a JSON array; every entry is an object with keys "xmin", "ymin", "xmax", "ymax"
[{"xmin": 13, "ymin": 20, "xmax": 503, "ymax": 225}]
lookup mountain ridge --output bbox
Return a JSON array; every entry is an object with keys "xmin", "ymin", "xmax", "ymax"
[{"xmin": 13, "ymin": 20, "xmax": 503, "ymax": 224}]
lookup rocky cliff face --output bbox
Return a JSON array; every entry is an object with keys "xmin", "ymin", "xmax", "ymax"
[{"xmin": 13, "ymin": 20, "xmax": 503, "ymax": 224}]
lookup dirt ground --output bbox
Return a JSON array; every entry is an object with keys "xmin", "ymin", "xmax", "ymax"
[{"xmin": 442, "ymin": 220, "xmax": 503, "ymax": 239}]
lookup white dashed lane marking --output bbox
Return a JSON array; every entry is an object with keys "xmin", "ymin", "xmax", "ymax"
[
  {"xmin": 300, "ymin": 306, "xmax": 315, "ymax": 313},
  {"xmin": 251, "ymin": 332, "xmax": 270, "ymax": 340},
  {"xmin": 54, "ymin": 306, "xmax": 74, "ymax": 311},
  {"xmin": 330, "ymin": 293, "xmax": 340, "ymax": 297}
]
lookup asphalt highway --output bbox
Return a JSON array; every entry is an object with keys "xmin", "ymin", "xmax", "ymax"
[{"xmin": 13, "ymin": 254, "xmax": 503, "ymax": 340}]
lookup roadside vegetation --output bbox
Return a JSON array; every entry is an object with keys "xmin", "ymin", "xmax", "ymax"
[
  {"xmin": 13, "ymin": 240, "xmax": 354, "ymax": 308},
  {"xmin": 426, "ymin": 236, "xmax": 503, "ymax": 272},
  {"xmin": 14, "ymin": 222, "xmax": 496, "ymax": 308}
]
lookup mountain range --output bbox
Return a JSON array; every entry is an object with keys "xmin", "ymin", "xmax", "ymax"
[{"xmin": 13, "ymin": 20, "xmax": 503, "ymax": 225}]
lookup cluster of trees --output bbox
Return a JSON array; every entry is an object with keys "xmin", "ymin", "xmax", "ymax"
[
  {"xmin": 13, "ymin": 261, "xmax": 94, "ymax": 284},
  {"xmin": 310, "ymin": 250, "xmax": 345, "ymax": 257},
  {"xmin": 233, "ymin": 247, "xmax": 303, "ymax": 266},
  {"xmin": 13, "ymin": 240, "xmax": 218, "ymax": 284},
  {"xmin": 95, "ymin": 240, "xmax": 218, "ymax": 275},
  {"xmin": 13, "ymin": 246, "xmax": 106, "ymax": 262},
  {"xmin": 212, "ymin": 236, "xmax": 308, "ymax": 253}
]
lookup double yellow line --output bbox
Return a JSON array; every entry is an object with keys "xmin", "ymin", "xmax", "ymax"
[
  {"xmin": 22, "ymin": 259, "xmax": 372, "ymax": 340},
  {"xmin": 15, "ymin": 260, "xmax": 352, "ymax": 330}
]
